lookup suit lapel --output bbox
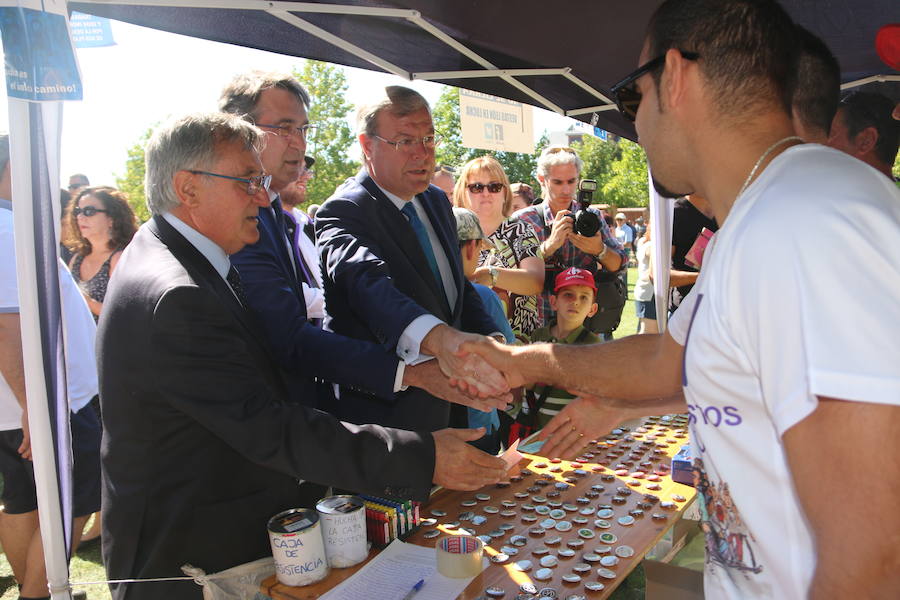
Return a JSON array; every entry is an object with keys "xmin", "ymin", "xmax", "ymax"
[
  {"xmin": 149, "ymin": 217, "xmax": 277, "ymax": 364},
  {"xmin": 358, "ymin": 173, "xmax": 450, "ymax": 317},
  {"xmin": 258, "ymin": 202, "xmax": 304, "ymax": 299}
]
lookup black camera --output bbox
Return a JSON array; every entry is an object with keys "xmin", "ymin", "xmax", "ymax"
[{"xmin": 572, "ymin": 179, "xmax": 600, "ymax": 237}]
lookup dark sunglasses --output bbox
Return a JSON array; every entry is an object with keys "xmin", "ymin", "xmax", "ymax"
[
  {"xmin": 73, "ymin": 206, "xmax": 107, "ymax": 217},
  {"xmin": 610, "ymin": 50, "xmax": 700, "ymax": 121},
  {"xmin": 467, "ymin": 182, "xmax": 505, "ymax": 194}
]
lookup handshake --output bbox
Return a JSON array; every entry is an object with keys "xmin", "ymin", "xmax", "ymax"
[{"xmin": 412, "ymin": 325, "xmax": 640, "ymax": 492}]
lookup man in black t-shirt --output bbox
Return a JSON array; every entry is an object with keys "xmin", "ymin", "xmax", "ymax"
[{"xmin": 669, "ymin": 194, "xmax": 718, "ymax": 314}]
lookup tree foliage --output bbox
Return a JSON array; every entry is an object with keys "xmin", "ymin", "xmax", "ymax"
[
  {"xmin": 432, "ymin": 87, "xmax": 545, "ymax": 191},
  {"xmin": 601, "ymin": 139, "xmax": 649, "ymax": 207},
  {"xmin": 293, "ymin": 60, "xmax": 359, "ymax": 207},
  {"xmin": 115, "ymin": 128, "xmax": 153, "ymax": 223}
]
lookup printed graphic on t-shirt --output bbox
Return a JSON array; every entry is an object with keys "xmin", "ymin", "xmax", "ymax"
[
  {"xmin": 693, "ymin": 458, "xmax": 763, "ymax": 575},
  {"xmin": 684, "ymin": 295, "xmax": 764, "ymax": 580}
]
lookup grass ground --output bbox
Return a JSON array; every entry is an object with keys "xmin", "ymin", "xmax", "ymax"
[{"xmin": 0, "ymin": 269, "xmax": 646, "ymax": 599}]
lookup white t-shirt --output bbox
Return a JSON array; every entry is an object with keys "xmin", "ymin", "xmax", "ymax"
[
  {"xmin": 0, "ymin": 203, "xmax": 98, "ymax": 430},
  {"xmin": 668, "ymin": 145, "xmax": 900, "ymax": 598}
]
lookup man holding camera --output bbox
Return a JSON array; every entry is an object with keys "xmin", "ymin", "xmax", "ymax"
[{"xmin": 511, "ymin": 146, "xmax": 625, "ymax": 335}]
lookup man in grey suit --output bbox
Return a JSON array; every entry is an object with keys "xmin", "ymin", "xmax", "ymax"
[{"xmin": 97, "ymin": 112, "xmax": 506, "ymax": 600}]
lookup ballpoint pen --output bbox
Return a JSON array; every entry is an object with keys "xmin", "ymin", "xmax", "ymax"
[{"xmin": 401, "ymin": 578, "xmax": 425, "ymax": 600}]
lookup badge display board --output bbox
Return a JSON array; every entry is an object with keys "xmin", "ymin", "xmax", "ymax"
[{"xmin": 264, "ymin": 415, "xmax": 696, "ymax": 599}]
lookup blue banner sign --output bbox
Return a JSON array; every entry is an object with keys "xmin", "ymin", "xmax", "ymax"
[
  {"xmin": 70, "ymin": 11, "xmax": 115, "ymax": 48},
  {"xmin": 0, "ymin": 6, "xmax": 82, "ymax": 101}
]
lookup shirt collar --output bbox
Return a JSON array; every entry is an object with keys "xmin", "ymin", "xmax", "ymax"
[
  {"xmin": 546, "ymin": 320, "xmax": 587, "ymax": 343},
  {"xmin": 161, "ymin": 212, "xmax": 231, "ymax": 280},
  {"xmin": 0, "ymin": 199, "xmax": 11, "ymax": 211}
]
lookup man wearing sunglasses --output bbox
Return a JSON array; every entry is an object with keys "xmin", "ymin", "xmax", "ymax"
[
  {"xmin": 221, "ymin": 73, "xmax": 506, "ymax": 437},
  {"xmin": 315, "ymin": 85, "xmax": 509, "ymax": 436},
  {"xmin": 463, "ymin": 1, "xmax": 900, "ymax": 598}
]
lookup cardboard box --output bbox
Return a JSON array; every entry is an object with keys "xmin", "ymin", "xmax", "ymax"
[
  {"xmin": 671, "ymin": 444, "xmax": 693, "ymax": 486},
  {"xmin": 644, "ymin": 559, "xmax": 704, "ymax": 600}
]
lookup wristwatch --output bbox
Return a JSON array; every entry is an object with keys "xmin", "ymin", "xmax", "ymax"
[
  {"xmin": 489, "ymin": 266, "xmax": 500, "ymax": 286},
  {"xmin": 596, "ymin": 244, "xmax": 608, "ymax": 261}
]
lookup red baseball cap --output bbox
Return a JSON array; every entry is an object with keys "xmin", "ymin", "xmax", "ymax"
[{"xmin": 554, "ymin": 267, "xmax": 596, "ymax": 292}]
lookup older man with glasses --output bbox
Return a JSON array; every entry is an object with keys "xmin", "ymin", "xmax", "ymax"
[
  {"xmin": 315, "ymin": 85, "xmax": 510, "ymax": 439},
  {"xmin": 510, "ymin": 146, "xmax": 625, "ymax": 336},
  {"xmin": 221, "ymin": 73, "xmax": 505, "ymax": 433}
]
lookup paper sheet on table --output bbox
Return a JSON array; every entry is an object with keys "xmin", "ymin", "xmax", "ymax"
[
  {"xmin": 518, "ymin": 439, "xmax": 544, "ymax": 454},
  {"xmin": 500, "ymin": 438, "xmax": 522, "ymax": 469},
  {"xmin": 319, "ymin": 539, "xmax": 485, "ymax": 600}
]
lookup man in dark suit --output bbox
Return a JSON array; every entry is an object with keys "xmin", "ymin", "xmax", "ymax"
[
  {"xmin": 96, "ymin": 112, "xmax": 507, "ymax": 600},
  {"xmin": 316, "ymin": 86, "xmax": 505, "ymax": 432},
  {"xmin": 222, "ymin": 72, "xmax": 506, "ymax": 422}
]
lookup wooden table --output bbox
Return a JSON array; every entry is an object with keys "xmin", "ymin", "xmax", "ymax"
[{"xmin": 263, "ymin": 415, "xmax": 696, "ymax": 599}]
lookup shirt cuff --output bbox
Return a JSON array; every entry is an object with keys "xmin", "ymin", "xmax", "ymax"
[
  {"xmin": 397, "ymin": 314, "xmax": 444, "ymax": 364},
  {"xmin": 302, "ymin": 283, "xmax": 326, "ymax": 319},
  {"xmin": 394, "ymin": 361, "xmax": 407, "ymax": 393}
]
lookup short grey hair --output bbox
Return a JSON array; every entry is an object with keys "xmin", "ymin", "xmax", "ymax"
[
  {"xmin": 219, "ymin": 71, "xmax": 310, "ymax": 121},
  {"xmin": 356, "ymin": 86, "xmax": 430, "ymax": 137},
  {"xmin": 0, "ymin": 133, "xmax": 9, "ymax": 175},
  {"xmin": 144, "ymin": 112, "xmax": 263, "ymax": 215},
  {"xmin": 536, "ymin": 146, "xmax": 584, "ymax": 178}
]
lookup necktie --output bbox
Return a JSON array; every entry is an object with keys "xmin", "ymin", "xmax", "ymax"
[
  {"xmin": 400, "ymin": 201, "xmax": 444, "ymax": 295},
  {"xmin": 226, "ymin": 265, "xmax": 249, "ymax": 308}
]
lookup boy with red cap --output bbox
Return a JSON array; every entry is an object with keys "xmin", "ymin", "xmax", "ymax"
[{"xmin": 524, "ymin": 267, "xmax": 600, "ymax": 428}]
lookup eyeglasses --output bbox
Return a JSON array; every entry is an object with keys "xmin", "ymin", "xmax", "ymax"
[
  {"xmin": 187, "ymin": 170, "xmax": 272, "ymax": 195},
  {"xmin": 610, "ymin": 50, "xmax": 700, "ymax": 121},
  {"xmin": 372, "ymin": 133, "xmax": 441, "ymax": 152},
  {"xmin": 545, "ymin": 146, "xmax": 577, "ymax": 155},
  {"xmin": 255, "ymin": 123, "xmax": 318, "ymax": 140},
  {"xmin": 72, "ymin": 206, "xmax": 107, "ymax": 217},
  {"xmin": 467, "ymin": 182, "xmax": 505, "ymax": 194}
]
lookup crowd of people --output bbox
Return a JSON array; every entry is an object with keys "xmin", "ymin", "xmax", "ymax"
[{"xmin": 0, "ymin": 0, "xmax": 899, "ymax": 598}]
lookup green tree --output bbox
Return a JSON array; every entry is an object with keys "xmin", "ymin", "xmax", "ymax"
[
  {"xmin": 572, "ymin": 135, "xmax": 621, "ymax": 204},
  {"xmin": 115, "ymin": 128, "xmax": 153, "ymax": 223},
  {"xmin": 601, "ymin": 139, "xmax": 649, "ymax": 207},
  {"xmin": 294, "ymin": 60, "xmax": 359, "ymax": 207},
  {"xmin": 433, "ymin": 87, "xmax": 469, "ymax": 169}
]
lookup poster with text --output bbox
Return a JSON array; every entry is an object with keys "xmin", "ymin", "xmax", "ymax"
[
  {"xmin": 0, "ymin": 1, "xmax": 82, "ymax": 101},
  {"xmin": 459, "ymin": 89, "xmax": 534, "ymax": 154}
]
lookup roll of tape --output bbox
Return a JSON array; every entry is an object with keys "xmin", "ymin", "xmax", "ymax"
[{"xmin": 435, "ymin": 535, "xmax": 483, "ymax": 578}]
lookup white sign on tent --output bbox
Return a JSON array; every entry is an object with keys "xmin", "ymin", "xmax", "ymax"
[{"xmin": 459, "ymin": 88, "xmax": 534, "ymax": 154}]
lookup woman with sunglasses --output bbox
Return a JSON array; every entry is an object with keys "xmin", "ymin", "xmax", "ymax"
[
  {"xmin": 453, "ymin": 156, "xmax": 544, "ymax": 339},
  {"xmin": 64, "ymin": 186, "xmax": 138, "ymax": 320}
]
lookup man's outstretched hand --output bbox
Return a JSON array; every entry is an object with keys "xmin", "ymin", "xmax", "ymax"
[
  {"xmin": 538, "ymin": 395, "xmax": 629, "ymax": 459},
  {"xmin": 422, "ymin": 325, "xmax": 509, "ymax": 396},
  {"xmin": 432, "ymin": 428, "xmax": 509, "ymax": 490},
  {"xmin": 457, "ymin": 335, "xmax": 531, "ymax": 390},
  {"xmin": 404, "ymin": 360, "xmax": 509, "ymax": 412}
]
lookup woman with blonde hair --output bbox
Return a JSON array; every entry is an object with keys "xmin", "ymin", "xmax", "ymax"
[{"xmin": 453, "ymin": 156, "xmax": 544, "ymax": 338}]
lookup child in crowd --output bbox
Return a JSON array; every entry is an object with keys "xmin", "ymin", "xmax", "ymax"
[
  {"xmin": 525, "ymin": 267, "xmax": 601, "ymax": 428},
  {"xmin": 453, "ymin": 207, "xmax": 514, "ymax": 454}
]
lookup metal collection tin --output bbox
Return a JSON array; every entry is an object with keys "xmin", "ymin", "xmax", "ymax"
[
  {"xmin": 316, "ymin": 495, "xmax": 368, "ymax": 568},
  {"xmin": 267, "ymin": 508, "xmax": 329, "ymax": 586}
]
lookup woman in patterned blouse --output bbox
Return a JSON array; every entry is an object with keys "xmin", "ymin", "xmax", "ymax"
[
  {"xmin": 64, "ymin": 186, "xmax": 138, "ymax": 319},
  {"xmin": 452, "ymin": 156, "xmax": 544, "ymax": 338}
]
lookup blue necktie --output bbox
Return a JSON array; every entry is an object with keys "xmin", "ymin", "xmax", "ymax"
[{"xmin": 400, "ymin": 202, "xmax": 444, "ymax": 296}]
